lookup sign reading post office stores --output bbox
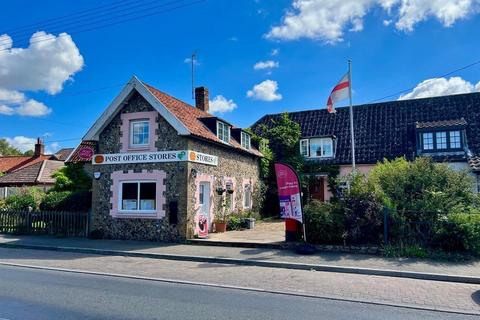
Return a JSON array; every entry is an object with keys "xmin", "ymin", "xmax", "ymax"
[{"xmin": 92, "ymin": 150, "xmax": 218, "ymax": 166}]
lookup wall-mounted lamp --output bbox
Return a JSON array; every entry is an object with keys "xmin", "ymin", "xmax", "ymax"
[
  {"xmin": 190, "ymin": 168, "xmax": 197, "ymax": 179},
  {"xmin": 93, "ymin": 172, "xmax": 102, "ymax": 180}
]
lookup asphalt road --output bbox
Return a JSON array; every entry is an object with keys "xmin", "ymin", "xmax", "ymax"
[{"xmin": 0, "ymin": 265, "xmax": 476, "ymax": 320}]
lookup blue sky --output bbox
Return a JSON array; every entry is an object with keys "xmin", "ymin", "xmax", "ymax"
[{"xmin": 1, "ymin": 0, "xmax": 480, "ymax": 153}]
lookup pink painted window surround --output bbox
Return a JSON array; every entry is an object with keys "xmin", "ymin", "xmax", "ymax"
[
  {"xmin": 120, "ymin": 111, "xmax": 158, "ymax": 152},
  {"xmin": 110, "ymin": 169, "xmax": 166, "ymax": 219}
]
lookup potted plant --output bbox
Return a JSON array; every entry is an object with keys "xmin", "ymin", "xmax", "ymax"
[{"xmin": 213, "ymin": 196, "xmax": 227, "ymax": 232}]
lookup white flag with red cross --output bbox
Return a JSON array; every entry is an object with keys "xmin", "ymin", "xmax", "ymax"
[{"xmin": 326, "ymin": 72, "xmax": 350, "ymax": 113}]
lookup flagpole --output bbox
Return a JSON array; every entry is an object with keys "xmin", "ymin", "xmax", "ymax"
[{"xmin": 348, "ymin": 60, "xmax": 356, "ymax": 171}]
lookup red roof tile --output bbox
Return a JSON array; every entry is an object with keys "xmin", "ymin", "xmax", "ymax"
[
  {"xmin": 144, "ymin": 83, "xmax": 262, "ymax": 157},
  {"xmin": 0, "ymin": 155, "xmax": 53, "ymax": 173},
  {"xmin": 66, "ymin": 140, "xmax": 98, "ymax": 163}
]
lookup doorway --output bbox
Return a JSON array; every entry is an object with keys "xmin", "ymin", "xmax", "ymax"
[{"xmin": 199, "ymin": 181, "xmax": 211, "ymax": 229}]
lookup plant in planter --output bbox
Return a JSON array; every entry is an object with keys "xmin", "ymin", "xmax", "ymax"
[{"xmin": 213, "ymin": 196, "xmax": 228, "ymax": 232}]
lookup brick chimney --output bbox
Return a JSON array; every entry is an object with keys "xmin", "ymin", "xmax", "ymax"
[
  {"xmin": 195, "ymin": 87, "xmax": 209, "ymax": 112},
  {"xmin": 34, "ymin": 137, "xmax": 44, "ymax": 157}
]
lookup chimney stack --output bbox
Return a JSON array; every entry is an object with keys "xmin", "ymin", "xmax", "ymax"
[
  {"xmin": 34, "ymin": 137, "xmax": 44, "ymax": 157},
  {"xmin": 195, "ymin": 87, "xmax": 209, "ymax": 112}
]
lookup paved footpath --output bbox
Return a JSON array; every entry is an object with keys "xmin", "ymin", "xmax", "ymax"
[
  {"xmin": 0, "ymin": 247, "xmax": 479, "ymax": 315},
  {"xmin": 0, "ymin": 234, "xmax": 479, "ymax": 280}
]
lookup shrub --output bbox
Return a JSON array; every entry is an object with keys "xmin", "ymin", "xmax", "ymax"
[
  {"xmin": 52, "ymin": 163, "xmax": 92, "ymax": 193},
  {"xmin": 4, "ymin": 187, "xmax": 44, "ymax": 211},
  {"xmin": 304, "ymin": 200, "xmax": 345, "ymax": 244},
  {"xmin": 40, "ymin": 191, "xmax": 92, "ymax": 212},
  {"xmin": 433, "ymin": 213, "xmax": 480, "ymax": 255},
  {"xmin": 227, "ymin": 214, "xmax": 245, "ymax": 231}
]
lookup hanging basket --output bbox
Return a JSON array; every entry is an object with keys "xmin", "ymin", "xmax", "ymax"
[{"xmin": 216, "ymin": 187, "xmax": 225, "ymax": 195}]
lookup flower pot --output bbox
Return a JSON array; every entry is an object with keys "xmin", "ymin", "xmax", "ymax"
[{"xmin": 214, "ymin": 221, "xmax": 227, "ymax": 233}]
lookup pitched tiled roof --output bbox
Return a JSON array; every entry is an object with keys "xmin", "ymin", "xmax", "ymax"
[
  {"xmin": 54, "ymin": 148, "xmax": 75, "ymax": 161},
  {"xmin": 252, "ymin": 92, "xmax": 480, "ymax": 165},
  {"xmin": 0, "ymin": 155, "xmax": 54, "ymax": 173},
  {"xmin": 144, "ymin": 83, "xmax": 262, "ymax": 157},
  {"xmin": 416, "ymin": 118, "xmax": 467, "ymax": 129},
  {"xmin": 66, "ymin": 140, "xmax": 98, "ymax": 163},
  {"xmin": 468, "ymin": 157, "xmax": 480, "ymax": 172},
  {"xmin": 0, "ymin": 160, "xmax": 63, "ymax": 186}
]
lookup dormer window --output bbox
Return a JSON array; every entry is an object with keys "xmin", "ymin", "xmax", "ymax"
[
  {"xmin": 130, "ymin": 120, "xmax": 150, "ymax": 148},
  {"xmin": 241, "ymin": 132, "xmax": 251, "ymax": 149},
  {"xmin": 299, "ymin": 137, "xmax": 334, "ymax": 158},
  {"xmin": 420, "ymin": 130, "xmax": 463, "ymax": 152},
  {"xmin": 217, "ymin": 121, "xmax": 230, "ymax": 144}
]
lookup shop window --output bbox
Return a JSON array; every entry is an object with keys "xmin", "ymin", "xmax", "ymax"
[
  {"xmin": 120, "ymin": 181, "xmax": 156, "ymax": 212},
  {"xmin": 243, "ymin": 184, "xmax": 252, "ymax": 209},
  {"xmin": 130, "ymin": 120, "xmax": 149, "ymax": 147},
  {"xmin": 217, "ymin": 121, "xmax": 230, "ymax": 144},
  {"xmin": 241, "ymin": 131, "xmax": 251, "ymax": 149}
]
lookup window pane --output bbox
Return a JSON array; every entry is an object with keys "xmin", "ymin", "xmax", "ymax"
[
  {"xmin": 300, "ymin": 140, "xmax": 308, "ymax": 157},
  {"xmin": 450, "ymin": 131, "xmax": 461, "ymax": 148},
  {"xmin": 322, "ymin": 140, "xmax": 333, "ymax": 156},
  {"xmin": 140, "ymin": 182, "xmax": 156, "ymax": 210},
  {"xmin": 309, "ymin": 138, "xmax": 322, "ymax": 157},
  {"xmin": 131, "ymin": 121, "xmax": 149, "ymax": 146},
  {"xmin": 199, "ymin": 184, "xmax": 205, "ymax": 205},
  {"xmin": 436, "ymin": 132, "xmax": 447, "ymax": 149},
  {"xmin": 423, "ymin": 133, "xmax": 433, "ymax": 150},
  {"xmin": 122, "ymin": 183, "xmax": 138, "ymax": 210}
]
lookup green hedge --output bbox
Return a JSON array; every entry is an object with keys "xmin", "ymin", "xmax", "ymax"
[{"xmin": 40, "ymin": 191, "xmax": 92, "ymax": 212}]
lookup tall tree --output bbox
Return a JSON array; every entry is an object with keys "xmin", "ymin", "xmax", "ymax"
[{"xmin": 0, "ymin": 139, "xmax": 22, "ymax": 156}]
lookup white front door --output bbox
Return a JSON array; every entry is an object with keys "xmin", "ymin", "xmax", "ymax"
[{"xmin": 199, "ymin": 182, "xmax": 211, "ymax": 229}]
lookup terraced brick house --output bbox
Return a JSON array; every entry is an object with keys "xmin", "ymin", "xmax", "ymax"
[
  {"xmin": 253, "ymin": 92, "xmax": 480, "ymax": 201},
  {"xmin": 68, "ymin": 76, "xmax": 261, "ymax": 241}
]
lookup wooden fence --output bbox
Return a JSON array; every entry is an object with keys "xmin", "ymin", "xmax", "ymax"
[{"xmin": 0, "ymin": 211, "xmax": 89, "ymax": 237}]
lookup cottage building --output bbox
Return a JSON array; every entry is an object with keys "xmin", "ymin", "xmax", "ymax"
[
  {"xmin": 0, "ymin": 139, "xmax": 70, "ymax": 198},
  {"xmin": 253, "ymin": 92, "xmax": 480, "ymax": 201},
  {"xmin": 68, "ymin": 76, "xmax": 261, "ymax": 241}
]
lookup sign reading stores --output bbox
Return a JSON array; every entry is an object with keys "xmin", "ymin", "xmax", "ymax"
[{"xmin": 92, "ymin": 150, "xmax": 218, "ymax": 166}]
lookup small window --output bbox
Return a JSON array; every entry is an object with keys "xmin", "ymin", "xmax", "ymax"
[
  {"xmin": 120, "ymin": 181, "xmax": 156, "ymax": 212},
  {"xmin": 244, "ymin": 184, "xmax": 252, "ymax": 209},
  {"xmin": 130, "ymin": 120, "xmax": 149, "ymax": 147},
  {"xmin": 436, "ymin": 132, "xmax": 447, "ymax": 149},
  {"xmin": 422, "ymin": 132, "xmax": 434, "ymax": 150},
  {"xmin": 309, "ymin": 138, "xmax": 334, "ymax": 158},
  {"xmin": 450, "ymin": 131, "xmax": 461, "ymax": 149},
  {"xmin": 299, "ymin": 139, "xmax": 309, "ymax": 157},
  {"xmin": 241, "ymin": 132, "xmax": 251, "ymax": 149},
  {"xmin": 217, "ymin": 121, "xmax": 230, "ymax": 144}
]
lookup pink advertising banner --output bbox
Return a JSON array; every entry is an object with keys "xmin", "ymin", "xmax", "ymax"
[{"xmin": 274, "ymin": 163, "xmax": 303, "ymax": 223}]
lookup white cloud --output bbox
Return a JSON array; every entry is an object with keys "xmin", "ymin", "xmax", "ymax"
[
  {"xmin": 247, "ymin": 80, "xmax": 282, "ymax": 101},
  {"xmin": 399, "ymin": 77, "xmax": 480, "ymax": 100},
  {"xmin": 266, "ymin": 0, "xmax": 480, "ymax": 43},
  {"xmin": 0, "ymin": 31, "xmax": 83, "ymax": 117},
  {"xmin": 3, "ymin": 136, "xmax": 60, "ymax": 154},
  {"xmin": 0, "ymin": 88, "xmax": 51, "ymax": 117},
  {"xmin": 271, "ymin": 48, "xmax": 280, "ymax": 56},
  {"xmin": 253, "ymin": 60, "xmax": 279, "ymax": 70},
  {"xmin": 184, "ymin": 57, "xmax": 199, "ymax": 65},
  {"xmin": 0, "ymin": 32, "xmax": 84, "ymax": 94},
  {"xmin": 3, "ymin": 136, "xmax": 36, "ymax": 153},
  {"xmin": 209, "ymin": 95, "xmax": 237, "ymax": 114}
]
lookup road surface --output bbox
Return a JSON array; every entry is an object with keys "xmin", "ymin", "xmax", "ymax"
[{"xmin": 0, "ymin": 264, "xmax": 476, "ymax": 320}]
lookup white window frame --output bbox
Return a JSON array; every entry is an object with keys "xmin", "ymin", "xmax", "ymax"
[
  {"xmin": 130, "ymin": 120, "xmax": 150, "ymax": 148},
  {"xmin": 299, "ymin": 139, "xmax": 309, "ymax": 157},
  {"xmin": 243, "ymin": 183, "xmax": 252, "ymax": 209},
  {"xmin": 241, "ymin": 132, "xmax": 251, "ymax": 149},
  {"xmin": 436, "ymin": 131, "xmax": 447, "ymax": 150},
  {"xmin": 118, "ymin": 180, "xmax": 157, "ymax": 214},
  {"xmin": 422, "ymin": 132, "xmax": 434, "ymax": 150},
  {"xmin": 450, "ymin": 130, "xmax": 461, "ymax": 149},
  {"xmin": 217, "ymin": 121, "xmax": 230, "ymax": 144},
  {"xmin": 307, "ymin": 138, "xmax": 334, "ymax": 158}
]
